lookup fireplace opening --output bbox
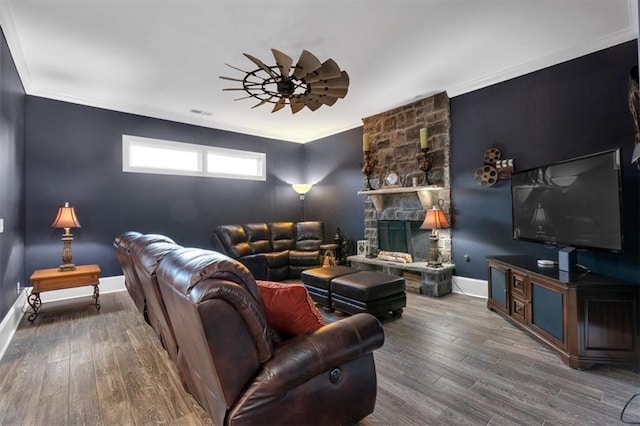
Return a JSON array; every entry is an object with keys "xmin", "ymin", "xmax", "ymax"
[{"xmin": 377, "ymin": 220, "xmax": 429, "ymax": 261}]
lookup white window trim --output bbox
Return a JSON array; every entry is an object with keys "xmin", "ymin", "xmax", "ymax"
[{"xmin": 122, "ymin": 135, "xmax": 266, "ymax": 181}]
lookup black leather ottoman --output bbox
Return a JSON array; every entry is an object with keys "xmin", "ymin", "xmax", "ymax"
[
  {"xmin": 301, "ymin": 266, "xmax": 358, "ymax": 309},
  {"xmin": 330, "ymin": 271, "xmax": 406, "ymax": 317}
]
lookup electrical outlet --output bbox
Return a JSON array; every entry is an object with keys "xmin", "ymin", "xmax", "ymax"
[
  {"xmin": 16, "ymin": 281, "xmax": 20, "ymax": 294},
  {"xmin": 0, "ymin": 218, "xmax": 4, "ymax": 233}
]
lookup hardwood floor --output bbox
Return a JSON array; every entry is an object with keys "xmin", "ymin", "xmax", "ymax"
[{"xmin": 1, "ymin": 290, "xmax": 638, "ymax": 425}]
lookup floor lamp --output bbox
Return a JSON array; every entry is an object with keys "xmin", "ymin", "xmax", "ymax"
[{"xmin": 292, "ymin": 184, "xmax": 312, "ymax": 221}]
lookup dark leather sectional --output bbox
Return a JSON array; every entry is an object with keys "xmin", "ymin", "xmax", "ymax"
[
  {"xmin": 212, "ymin": 221, "xmax": 324, "ymax": 280},
  {"xmin": 114, "ymin": 232, "xmax": 385, "ymax": 425}
]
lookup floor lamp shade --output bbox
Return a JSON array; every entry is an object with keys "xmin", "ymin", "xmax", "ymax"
[{"xmin": 51, "ymin": 202, "xmax": 81, "ymax": 271}]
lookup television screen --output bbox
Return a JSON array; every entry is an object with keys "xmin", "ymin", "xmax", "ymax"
[{"xmin": 511, "ymin": 149, "xmax": 623, "ymax": 252}]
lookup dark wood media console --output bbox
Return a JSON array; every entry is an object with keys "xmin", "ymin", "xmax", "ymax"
[{"xmin": 486, "ymin": 255, "xmax": 639, "ymax": 369}]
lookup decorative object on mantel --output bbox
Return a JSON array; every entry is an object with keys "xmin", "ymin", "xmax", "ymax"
[
  {"xmin": 417, "ymin": 127, "xmax": 431, "ymax": 185},
  {"xmin": 291, "ymin": 184, "xmax": 312, "ymax": 221},
  {"xmin": 361, "ymin": 133, "xmax": 378, "ymax": 190},
  {"xmin": 51, "ymin": 202, "xmax": 82, "ymax": 271},
  {"xmin": 474, "ymin": 147, "xmax": 515, "ymax": 186},
  {"xmin": 420, "ymin": 200, "xmax": 450, "ymax": 267},
  {"xmin": 383, "ymin": 170, "xmax": 401, "ymax": 188},
  {"xmin": 377, "ymin": 251, "xmax": 413, "ymax": 263},
  {"xmin": 219, "ymin": 49, "xmax": 349, "ymax": 113}
]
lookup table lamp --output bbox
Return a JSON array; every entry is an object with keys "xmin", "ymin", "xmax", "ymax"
[
  {"xmin": 51, "ymin": 202, "xmax": 81, "ymax": 271},
  {"xmin": 420, "ymin": 202, "xmax": 449, "ymax": 267}
]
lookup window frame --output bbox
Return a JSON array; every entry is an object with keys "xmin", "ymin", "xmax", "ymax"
[{"xmin": 122, "ymin": 135, "xmax": 266, "ymax": 181}]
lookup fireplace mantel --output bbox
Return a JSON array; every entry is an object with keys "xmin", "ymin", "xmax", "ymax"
[{"xmin": 357, "ymin": 186, "xmax": 440, "ymax": 210}]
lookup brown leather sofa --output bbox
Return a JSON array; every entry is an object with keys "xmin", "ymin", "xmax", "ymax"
[
  {"xmin": 212, "ymin": 221, "xmax": 324, "ymax": 280},
  {"xmin": 113, "ymin": 231, "xmax": 176, "ymax": 320},
  {"xmin": 115, "ymin": 232, "xmax": 385, "ymax": 425},
  {"xmin": 114, "ymin": 232, "xmax": 182, "ymax": 364}
]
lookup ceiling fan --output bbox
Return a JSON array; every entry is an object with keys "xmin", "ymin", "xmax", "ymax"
[{"xmin": 220, "ymin": 49, "xmax": 349, "ymax": 114}]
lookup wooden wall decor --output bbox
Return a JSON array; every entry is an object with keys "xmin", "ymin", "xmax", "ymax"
[{"xmin": 474, "ymin": 148, "xmax": 514, "ymax": 187}]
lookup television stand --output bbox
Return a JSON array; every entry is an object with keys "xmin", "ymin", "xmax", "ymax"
[{"xmin": 487, "ymin": 255, "xmax": 639, "ymax": 369}]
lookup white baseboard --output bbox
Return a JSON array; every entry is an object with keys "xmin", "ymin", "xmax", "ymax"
[
  {"xmin": 452, "ymin": 275, "xmax": 488, "ymax": 299},
  {"xmin": 0, "ymin": 275, "xmax": 126, "ymax": 361},
  {"xmin": 0, "ymin": 287, "xmax": 27, "ymax": 361}
]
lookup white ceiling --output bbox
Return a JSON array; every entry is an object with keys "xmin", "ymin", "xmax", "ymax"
[{"xmin": 1, "ymin": 1, "xmax": 638, "ymax": 144}]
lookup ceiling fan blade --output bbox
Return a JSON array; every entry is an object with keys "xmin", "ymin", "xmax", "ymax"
[
  {"xmin": 321, "ymin": 96, "xmax": 339, "ymax": 106},
  {"xmin": 272, "ymin": 98, "xmax": 287, "ymax": 113},
  {"xmin": 251, "ymin": 97, "xmax": 273, "ymax": 109},
  {"xmin": 308, "ymin": 71, "xmax": 349, "ymax": 91},
  {"xmin": 271, "ymin": 49, "xmax": 293, "ymax": 76},
  {"xmin": 290, "ymin": 98, "xmax": 306, "ymax": 114},
  {"xmin": 307, "ymin": 94, "xmax": 339, "ymax": 106},
  {"xmin": 243, "ymin": 53, "xmax": 277, "ymax": 78},
  {"xmin": 326, "ymin": 71, "xmax": 349, "ymax": 88},
  {"xmin": 300, "ymin": 96, "xmax": 322, "ymax": 111},
  {"xmin": 309, "ymin": 86, "xmax": 348, "ymax": 98},
  {"xmin": 224, "ymin": 63, "xmax": 254, "ymax": 75},
  {"xmin": 292, "ymin": 50, "xmax": 322, "ymax": 79},
  {"xmin": 303, "ymin": 59, "xmax": 342, "ymax": 83},
  {"xmin": 219, "ymin": 76, "xmax": 244, "ymax": 82}
]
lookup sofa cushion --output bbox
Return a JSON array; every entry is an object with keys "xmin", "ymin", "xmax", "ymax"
[
  {"xmin": 295, "ymin": 221, "xmax": 323, "ymax": 251},
  {"xmin": 289, "ymin": 250, "xmax": 321, "ymax": 266},
  {"xmin": 244, "ymin": 223, "xmax": 272, "ymax": 254},
  {"xmin": 270, "ymin": 222, "xmax": 296, "ymax": 251},
  {"xmin": 256, "ymin": 280, "xmax": 326, "ymax": 335}
]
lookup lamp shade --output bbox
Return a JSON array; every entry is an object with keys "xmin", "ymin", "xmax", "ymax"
[
  {"xmin": 420, "ymin": 206, "xmax": 449, "ymax": 230},
  {"xmin": 530, "ymin": 203, "xmax": 549, "ymax": 226},
  {"xmin": 51, "ymin": 202, "xmax": 81, "ymax": 229},
  {"xmin": 292, "ymin": 184, "xmax": 312, "ymax": 195}
]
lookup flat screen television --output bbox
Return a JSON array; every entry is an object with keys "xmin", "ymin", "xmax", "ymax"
[{"xmin": 511, "ymin": 149, "xmax": 623, "ymax": 252}]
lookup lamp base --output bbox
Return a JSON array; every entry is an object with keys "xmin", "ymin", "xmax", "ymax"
[
  {"xmin": 60, "ymin": 234, "xmax": 75, "ymax": 272},
  {"xmin": 427, "ymin": 234, "xmax": 442, "ymax": 268},
  {"xmin": 58, "ymin": 263, "xmax": 76, "ymax": 272}
]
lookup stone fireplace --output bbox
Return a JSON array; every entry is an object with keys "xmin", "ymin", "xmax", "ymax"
[
  {"xmin": 377, "ymin": 220, "xmax": 430, "ymax": 261},
  {"xmin": 361, "ymin": 92, "xmax": 451, "ymax": 262}
]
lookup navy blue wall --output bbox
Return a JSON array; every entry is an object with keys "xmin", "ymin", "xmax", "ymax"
[
  {"xmin": 0, "ymin": 27, "xmax": 25, "ymax": 320},
  {"xmin": 16, "ymin": 39, "xmax": 640, "ymax": 296},
  {"xmin": 302, "ymin": 127, "xmax": 365, "ymax": 246},
  {"xmin": 25, "ymin": 98, "xmax": 304, "ymax": 278},
  {"xmin": 450, "ymin": 40, "xmax": 639, "ymax": 283}
]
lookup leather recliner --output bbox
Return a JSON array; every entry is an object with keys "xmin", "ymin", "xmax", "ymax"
[
  {"xmin": 113, "ymin": 232, "xmax": 176, "ymax": 321},
  {"xmin": 130, "ymin": 238, "xmax": 183, "ymax": 364},
  {"xmin": 155, "ymin": 246, "xmax": 385, "ymax": 425},
  {"xmin": 212, "ymin": 221, "xmax": 323, "ymax": 280}
]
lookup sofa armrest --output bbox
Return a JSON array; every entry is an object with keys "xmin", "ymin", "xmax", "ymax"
[
  {"xmin": 242, "ymin": 313, "xmax": 383, "ymax": 396},
  {"xmin": 239, "ymin": 254, "xmax": 268, "ymax": 280}
]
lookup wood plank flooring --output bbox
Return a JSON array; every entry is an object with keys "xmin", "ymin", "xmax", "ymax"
[{"xmin": 1, "ymin": 290, "xmax": 638, "ymax": 425}]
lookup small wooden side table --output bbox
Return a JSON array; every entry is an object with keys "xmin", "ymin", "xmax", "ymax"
[
  {"xmin": 28, "ymin": 264, "xmax": 101, "ymax": 322},
  {"xmin": 320, "ymin": 243, "xmax": 339, "ymax": 266}
]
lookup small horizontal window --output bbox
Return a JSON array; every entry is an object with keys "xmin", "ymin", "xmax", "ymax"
[{"xmin": 122, "ymin": 135, "xmax": 266, "ymax": 181}]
